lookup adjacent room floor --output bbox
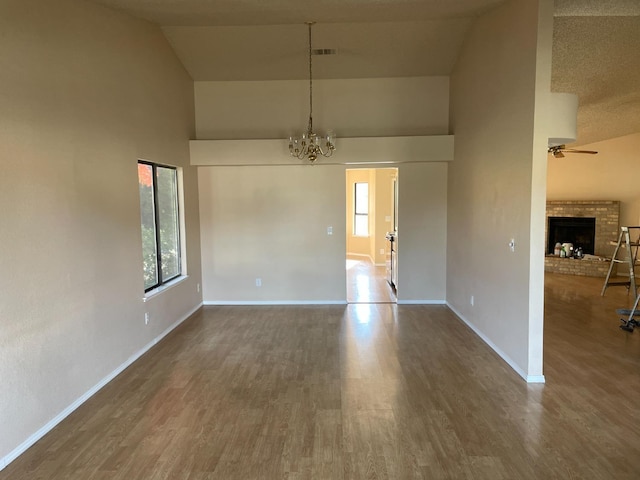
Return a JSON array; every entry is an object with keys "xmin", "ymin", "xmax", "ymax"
[
  {"xmin": 1, "ymin": 274, "xmax": 639, "ymax": 479},
  {"xmin": 346, "ymin": 254, "xmax": 396, "ymax": 303}
]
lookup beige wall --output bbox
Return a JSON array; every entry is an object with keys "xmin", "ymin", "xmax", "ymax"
[
  {"xmin": 199, "ymin": 165, "xmax": 347, "ymax": 303},
  {"xmin": 199, "ymin": 162, "xmax": 447, "ymax": 304},
  {"xmin": 396, "ymin": 162, "xmax": 448, "ymax": 302},
  {"xmin": 0, "ymin": 0, "xmax": 201, "ymax": 465},
  {"xmin": 447, "ymin": 0, "xmax": 552, "ymax": 380},
  {"xmin": 194, "ymin": 72, "xmax": 450, "ymax": 304},
  {"xmin": 547, "ymin": 132, "xmax": 640, "ymax": 227},
  {"xmin": 194, "ymin": 77, "xmax": 450, "ymax": 139}
]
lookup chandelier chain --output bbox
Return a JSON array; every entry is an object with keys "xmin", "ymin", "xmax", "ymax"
[
  {"xmin": 288, "ymin": 21, "xmax": 336, "ymax": 163},
  {"xmin": 308, "ymin": 22, "xmax": 313, "ymax": 133}
]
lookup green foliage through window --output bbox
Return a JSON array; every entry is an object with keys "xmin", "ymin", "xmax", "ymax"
[{"xmin": 138, "ymin": 161, "xmax": 181, "ymax": 291}]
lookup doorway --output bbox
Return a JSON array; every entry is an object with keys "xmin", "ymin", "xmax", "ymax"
[{"xmin": 345, "ymin": 168, "xmax": 398, "ymax": 303}]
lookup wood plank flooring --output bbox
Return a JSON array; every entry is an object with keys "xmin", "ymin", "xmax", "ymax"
[
  {"xmin": 346, "ymin": 255, "xmax": 396, "ymax": 303},
  {"xmin": 2, "ymin": 273, "xmax": 640, "ymax": 479}
]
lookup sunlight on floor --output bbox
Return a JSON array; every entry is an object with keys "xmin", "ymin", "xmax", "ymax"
[
  {"xmin": 346, "ymin": 256, "xmax": 395, "ymax": 303},
  {"xmin": 354, "ymin": 303, "xmax": 372, "ymax": 324},
  {"xmin": 346, "ymin": 259, "xmax": 359, "ymax": 270}
]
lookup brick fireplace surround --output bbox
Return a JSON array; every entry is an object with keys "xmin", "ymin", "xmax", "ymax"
[{"xmin": 545, "ymin": 200, "xmax": 620, "ymax": 277}]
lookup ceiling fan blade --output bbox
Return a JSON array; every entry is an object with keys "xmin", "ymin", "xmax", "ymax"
[
  {"xmin": 564, "ymin": 149, "xmax": 598, "ymax": 154},
  {"xmin": 553, "ymin": 150, "xmax": 565, "ymax": 158}
]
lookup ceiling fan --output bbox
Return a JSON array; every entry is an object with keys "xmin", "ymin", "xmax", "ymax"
[{"xmin": 548, "ymin": 144, "xmax": 598, "ymax": 158}]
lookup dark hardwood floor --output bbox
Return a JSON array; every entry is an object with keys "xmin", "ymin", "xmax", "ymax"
[{"xmin": 1, "ymin": 273, "xmax": 639, "ymax": 479}]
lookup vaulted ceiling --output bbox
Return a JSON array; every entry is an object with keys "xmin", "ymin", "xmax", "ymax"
[{"xmin": 88, "ymin": 0, "xmax": 640, "ymax": 146}]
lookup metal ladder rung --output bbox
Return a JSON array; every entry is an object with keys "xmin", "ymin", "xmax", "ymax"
[{"xmin": 602, "ymin": 226, "xmax": 640, "ymax": 297}]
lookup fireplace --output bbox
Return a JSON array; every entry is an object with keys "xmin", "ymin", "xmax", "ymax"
[
  {"xmin": 545, "ymin": 201, "xmax": 620, "ymax": 277},
  {"xmin": 547, "ymin": 216, "xmax": 596, "ymax": 255}
]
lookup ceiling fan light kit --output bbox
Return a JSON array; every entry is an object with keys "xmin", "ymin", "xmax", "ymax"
[{"xmin": 288, "ymin": 22, "xmax": 336, "ymax": 164}]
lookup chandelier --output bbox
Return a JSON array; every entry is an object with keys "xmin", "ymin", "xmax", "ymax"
[{"xmin": 288, "ymin": 22, "xmax": 336, "ymax": 163}]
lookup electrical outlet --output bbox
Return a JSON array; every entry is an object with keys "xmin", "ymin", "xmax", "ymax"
[
  {"xmin": 327, "ymin": 226, "xmax": 333, "ymax": 236},
  {"xmin": 380, "ymin": 248, "xmax": 385, "ymax": 255},
  {"xmin": 256, "ymin": 278, "xmax": 262, "ymax": 287},
  {"xmin": 470, "ymin": 296, "xmax": 474, "ymax": 307},
  {"xmin": 144, "ymin": 312, "xmax": 150, "ymax": 325},
  {"xmin": 196, "ymin": 283, "xmax": 200, "ymax": 293}
]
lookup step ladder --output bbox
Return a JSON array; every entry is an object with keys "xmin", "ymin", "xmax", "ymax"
[{"xmin": 601, "ymin": 226, "xmax": 640, "ymax": 297}]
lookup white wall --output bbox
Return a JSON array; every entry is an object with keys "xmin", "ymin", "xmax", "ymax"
[
  {"xmin": 195, "ymin": 77, "xmax": 450, "ymax": 139},
  {"xmin": 0, "ymin": 0, "xmax": 202, "ymax": 466},
  {"xmin": 447, "ymin": 0, "xmax": 552, "ymax": 381},
  {"xmin": 547, "ymin": 132, "xmax": 640, "ymax": 227}
]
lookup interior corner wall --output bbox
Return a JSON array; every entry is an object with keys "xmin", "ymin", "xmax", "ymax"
[
  {"xmin": 447, "ymin": 0, "xmax": 551, "ymax": 379},
  {"xmin": 0, "ymin": 0, "xmax": 201, "ymax": 466}
]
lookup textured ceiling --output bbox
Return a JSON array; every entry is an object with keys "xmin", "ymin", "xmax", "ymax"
[
  {"xmin": 554, "ymin": 0, "xmax": 640, "ymax": 17},
  {"xmin": 551, "ymin": 14, "xmax": 640, "ymax": 146},
  {"xmin": 86, "ymin": 0, "xmax": 640, "ymax": 146}
]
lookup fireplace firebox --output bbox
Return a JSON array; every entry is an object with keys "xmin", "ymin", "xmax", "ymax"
[{"xmin": 547, "ymin": 217, "xmax": 596, "ymax": 255}]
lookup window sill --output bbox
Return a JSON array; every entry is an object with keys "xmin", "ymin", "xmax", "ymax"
[{"xmin": 143, "ymin": 275, "xmax": 188, "ymax": 302}]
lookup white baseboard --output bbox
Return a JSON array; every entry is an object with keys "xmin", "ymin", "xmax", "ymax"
[
  {"xmin": 0, "ymin": 302, "xmax": 203, "ymax": 472},
  {"xmin": 445, "ymin": 302, "xmax": 545, "ymax": 384},
  {"xmin": 203, "ymin": 300, "xmax": 348, "ymax": 306},
  {"xmin": 346, "ymin": 253, "xmax": 374, "ymax": 264},
  {"xmin": 397, "ymin": 300, "xmax": 446, "ymax": 305}
]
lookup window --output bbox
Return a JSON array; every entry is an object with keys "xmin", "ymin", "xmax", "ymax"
[
  {"xmin": 138, "ymin": 161, "xmax": 181, "ymax": 291},
  {"xmin": 354, "ymin": 182, "xmax": 369, "ymax": 236}
]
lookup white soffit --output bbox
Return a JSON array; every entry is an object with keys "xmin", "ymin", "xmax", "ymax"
[
  {"xmin": 189, "ymin": 135, "xmax": 455, "ymax": 166},
  {"xmin": 548, "ymin": 93, "xmax": 578, "ymax": 147}
]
